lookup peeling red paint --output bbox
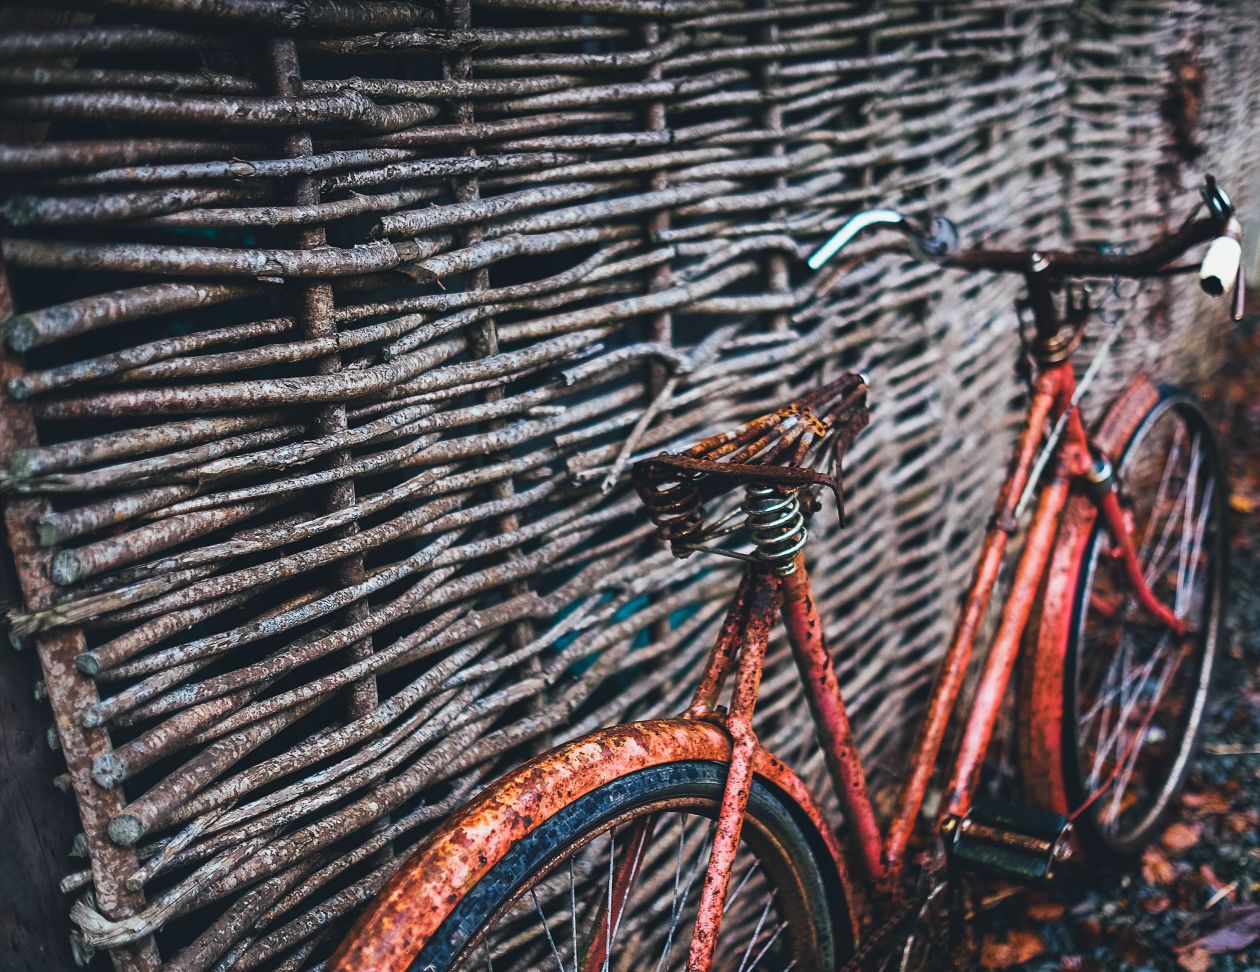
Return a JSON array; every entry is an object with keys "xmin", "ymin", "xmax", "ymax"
[
  {"xmin": 329, "ymin": 719, "xmax": 857, "ymax": 971},
  {"xmin": 1018, "ymin": 376, "xmax": 1161, "ymax": 815},
  {"xmin": 780, "ymin": 555, "xmax": 884, "ymax": 885}
]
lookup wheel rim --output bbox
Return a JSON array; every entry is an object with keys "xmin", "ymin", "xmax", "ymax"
[
  {"xmin": 1069, "ymin": 398, "xmax": 1223, "ymax": 847},
  {"xmin": 452, "ymin": 797, "xmax": 824, "ymax": 972}
]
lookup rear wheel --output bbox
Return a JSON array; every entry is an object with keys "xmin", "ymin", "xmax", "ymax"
[
  {"xmin": 332, "ymin": 722, "xmax": 854, "ymax": 972},
  {"xmin": 433, "ymin": 762, "xmax": 845, "ymax": 971},
  {"xmin": 1021, "ymin": 387, "xmax": 1226, "ymax": 857}
]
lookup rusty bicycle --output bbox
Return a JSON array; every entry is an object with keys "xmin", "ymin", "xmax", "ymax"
[{"xmin": 331, "ymin": 177, "xmax": 1244, "ymax": 972}]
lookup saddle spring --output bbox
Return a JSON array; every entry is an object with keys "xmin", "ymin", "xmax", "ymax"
[
  {"xmin": 637, "ymin": 463, "xmax": 705, "ymax": 557},
  {"xmin": 741, "ymin": 485, "xmax": 807, "ymax": 576}
]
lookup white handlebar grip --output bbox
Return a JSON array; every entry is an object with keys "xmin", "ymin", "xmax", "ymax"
[{"xmin": 1199, "ymin": 234, "xmax": 1242, "ymax": 297}]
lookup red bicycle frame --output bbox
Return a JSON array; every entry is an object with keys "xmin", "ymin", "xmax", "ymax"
[
  {"xmin": 333, "ymin": 189, "xmax": 1239, "ymax": 972},
  {"xmin": 653, "ymin": 198, "xmax": 1246, "ymax": 964},
  {"xmin": 635, "ymin": 354, "xmax": 1189, "ymax": 969}
]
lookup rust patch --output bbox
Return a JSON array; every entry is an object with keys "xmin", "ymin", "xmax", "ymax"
[
  {"xmin": 329, "ymin": 718, "xmax": 857, "ymax": 971},
  {"xmin": 1161, "ymin": 48, "xmax": 1206, "ymax": 165}
]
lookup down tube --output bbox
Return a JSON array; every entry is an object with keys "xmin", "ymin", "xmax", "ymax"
[
  {"xmin": 779, "ymin": 552, "xmax": 885, "ymax": 885},
  {"xmin": 942, "ymin": 475, "xmax": 1072, "ymax": 818},
  {"xmin": 884, "ymin": 367, "xmax": 1064, "ymax": 875}
]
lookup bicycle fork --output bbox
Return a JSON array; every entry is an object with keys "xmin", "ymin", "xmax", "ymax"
[{"xmin": 1088, "ymin": 458, "xmax": 1189, "ymax": 635}]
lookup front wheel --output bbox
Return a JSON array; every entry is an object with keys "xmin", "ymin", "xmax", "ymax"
[
  {"xmin": 1020, "ymin": 383, "xmax": 1227, "ymax": 858},
  {"xmin": 331, "ymin": 720, "xmax": 856, "ymax": 972}
]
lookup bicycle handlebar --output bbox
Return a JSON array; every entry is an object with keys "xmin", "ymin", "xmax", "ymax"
[
  {"xmin": 942, "ymin": 214, "xmax": 1225, "ymax": 278},
  {"xmin": 809, "ymin": 177, "xmax": 1245, "ymax": 318},
  {"xmin": 1199, "ymin": 218, "xmax": 1244, "ymax": 298}
]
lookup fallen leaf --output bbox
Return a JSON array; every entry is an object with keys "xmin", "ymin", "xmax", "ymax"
[
  {"xmin": 1027, "ymin": 900, "xmax": 1066, "ymax": 922},
  {"xmin": 1228, "ymin": 492, "xmax": 1256, "ymax": 514},
  {"xmin": 1199, "ymin": 863, "xmax": 1226, "ymax": 893},
  {"xmin": 1119, "ymin": 939, "xmax": 1149, "ymax": 967},
  {"xmin": 1078, "ymin": 917, "xmax": 1104, "ymax": 943},
  {"xmin": 1008, "ymin": 930, "xmax": 1045, "ymax": 965},
  {"xmin": 1142, "ymin": 845, "xmax": 1175, "ymax": 884},
  {"xmin": 980, "ymin": 933, "xmax": 1009, "ymax": 969},
  {"xmin": 1225, "ymin": 809, "xmax": 1259, "ymax": 834},
  {"xmin": 1143, "ymin": 895, "xmax": 1171, "ymax": 915},
  {"xmin": 1162, "ymin": 821, "xmax": 1202, "ymax": 852},
  {"xmin": 1180, "ymin": 790, "xmax": 1231, "ymax": 815},
  {"xmin": 980, "ymin": 930, "xmax": 1045, "ymax": 969},
  {"xmin": 1181, "ymin": 903, "xmax": 1260, "ymax": 956},
  {"xmin": 1177, "ymin": 947, "xmax": 1210, "ymax": 972}
]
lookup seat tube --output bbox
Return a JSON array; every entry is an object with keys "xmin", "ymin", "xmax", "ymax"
[{"xmin": 779, "ymin": 552, "xmax": 885, "ymax": 885}]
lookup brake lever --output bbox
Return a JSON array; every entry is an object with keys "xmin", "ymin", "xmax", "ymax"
[{"xmin": 1201, "ymin": 174, "xmax": 1234, "ymax": 219}]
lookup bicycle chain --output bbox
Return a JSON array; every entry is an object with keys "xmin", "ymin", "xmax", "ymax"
[{"xmin": 838, "ymin": 886, "xmax": 934, "ymax": 972}]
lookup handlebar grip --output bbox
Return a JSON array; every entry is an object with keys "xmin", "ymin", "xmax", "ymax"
[{"xmin": 1199, "ymin": 217, "xmax": 1243, "ymax": 297}]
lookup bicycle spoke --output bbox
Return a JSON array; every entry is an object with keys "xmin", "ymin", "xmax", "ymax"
[
  {"xmin": 1103, "ymin": 638, "xmax": 1188, "ymax": 827},
  {"xmin": 656, "ymin": 828, "xmax": 713, "ymax": 972},
  {"xmin": 1178, "ymin": 478, "xmax": 1215, "ymax": 617},
  {"xmin": 1138, "ymin": 421, "xmax": 1185, "ymax": 565},
  {"xmin": 1086, "ymin": 630, "xmax": 1170, "ymax": 793},
  {"xmin": 1148, "ymin": 434, "xmax": 1201, "ymax": 591},
  {"xmin": 603, "ymin": 829, "xmax": 614, "ymax": 972},
  {"xmin": 530, "ymin": 886, "xmax": 568, "ymax": 972},
  {"xmin": 736, "ymin": 891, "xmax": 778, "ymax": 972},
  {"xmin": 606, "ymin": 821, "xmax": 653, "ymax": 967},
  {"xmin": 652, "ymin": 818, "xmax": 692, "ymax": 972},
  {"xmin": 724, "ymin": 861, "xmax": 762, "ymax": 917},
  {"xmin": 569, "ymin": 862, "xmax": 577, "ymax": 972},
  {"xmin": 1173, "ymin": 439, "xmax": 1201, "ymax": 603},
  {"xmin": 745, "ymin": 919, "xmax": 790, "ymax": 972},
  {"xmin": 1078, "ymin": 617, "xmax": 1124, "ymax": 723},
  {"xmin": 1084, "ymin": 630, "xmax": 1131, "ymax": 786},
  {"xmin": 1144, "ymin": 441, "xmax": 1198, "ymax": 587},
  {"xmin": 1088, "ymin": 669, "xmax": 1133, "ymax": 790}
]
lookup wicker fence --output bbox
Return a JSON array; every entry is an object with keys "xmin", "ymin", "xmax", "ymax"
[{"xmin": 1, "ymin": 1, "xmax": 1258, "ymax": 968}]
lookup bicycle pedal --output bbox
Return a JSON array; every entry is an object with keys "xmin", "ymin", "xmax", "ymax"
[{"xmin": 943, "ymin": 798, "xmax": 1073, "ymax": 885}]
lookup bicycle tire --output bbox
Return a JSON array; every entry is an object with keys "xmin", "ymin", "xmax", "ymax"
[
  {"xmin": 1019, "ymin": 383, "xmax": 1226, "ymax": 857},
  {"xmin": 331, "ymin": 719, "xmax": 856, "ymax": 972}
]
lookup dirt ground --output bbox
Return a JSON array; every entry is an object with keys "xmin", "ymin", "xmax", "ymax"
[{"xmin": 982, "ymin": 314, "xmax": 1260, "ymax": 970}]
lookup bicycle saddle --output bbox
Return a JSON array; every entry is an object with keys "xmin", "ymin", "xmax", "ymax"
[{"xmin": 632, "ymin": 372, "xmax": 870, "ymax": 557}]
